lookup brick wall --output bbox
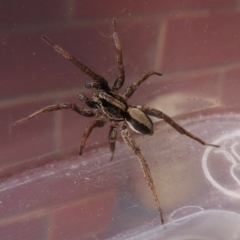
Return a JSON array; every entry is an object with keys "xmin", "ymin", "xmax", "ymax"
[{"xmin": 1, "ymin": 1, "xmax": 240, "ymax": 239}]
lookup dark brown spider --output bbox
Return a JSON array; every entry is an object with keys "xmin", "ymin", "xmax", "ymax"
[{"xmin": 14, "ymin": 19, "xmax": 219, "ymax": 224}]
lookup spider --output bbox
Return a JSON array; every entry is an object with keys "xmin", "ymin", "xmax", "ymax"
[{"xmin": 15, "ymin": 19, "xmax": 219, "ymax": 224}]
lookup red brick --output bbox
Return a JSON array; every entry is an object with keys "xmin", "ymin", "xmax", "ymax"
[
  {"xmin": 49, "ymin": 190, "xmax": 116, "ymax": 240},
  {"xmin": 1, "ymin": 30, "xmax": 84, "ymax": 98},
  {"xmin": 0, "ymin": 0, "xmax": 66, "ymax": 27},
  {"xmin": 0, "ymin": 24, "xmax": 116, "ymax": 97},
  {"xmin": 0, "ymin": 0, "xmax": 236, "ymax": 30},
  {"xmin": 128, "ymin": 71, "xmax": 220, "ymax": 105},
  {"xmin": 221, "ymin": 66, "xmax": 240, "ymax": 107},
  {"xmin": 0, "ymin": 213, "xmax": 48, "ymax": 240},
  {"xmin": 162, "ymin": 11, "xmax": 240, "ymax": 71},
  {"xmin": 1, "ymin": 20, "xmax": 160, "ymax": 98},
  {"xmin": 0, "ymin": 100, "xmax": 55, "ymax": 168},
  {"xmin": 74, "ymin": 0, "xmax": 236, "ymax": 19},
  {"xmin": 157, "ymin": 72, "xmax": 220, "ymax": 96}
]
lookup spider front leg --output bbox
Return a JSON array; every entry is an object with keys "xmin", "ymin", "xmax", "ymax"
[
  {"xmin": 112, "ymin": 19, "xmax": 125, "ymax": 91},
  {"xmin": 79, "ymin": 119, "xmax": 106, "ymax": 155},
  {"xmin": 14, "ymin": 103, "xmax": 94, "ymax": 125},
  {"xmin": 121, "ymin": 127, "xmax": 164, "ymax": 224},
  {"xmin": 108, "ymin": 125, "xmax": 118, "ymax": 161},
  {"xmin": 124, "ymin": 71, "xmax": 162, "ymax": 99},
  {"xmin": 41, "ymin": 35, "xmax": 110, "ymax": 91},
  {"xmin": 139, "ymin": 106, "xmax": 219, "ymax": 148}
]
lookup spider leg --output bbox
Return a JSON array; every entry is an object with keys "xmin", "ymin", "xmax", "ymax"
[
  {"xmin": 124, "ymin": 71, "xmax": 162, "ymax": 99},
  {"xmin": 108, "ymin": 125, "xmax": 118, "ymax": 161},
  {"xmin": 112, "ymin": 19, "xmax": 125, "ymax": 91},
  {"xmin": 139, "ymin": 106, "xmax": 219, "ymax": 148},
  {"xmin": 121, "ymin": 127, "xmax": 164, "ymax": 224},
  {"xmin": 41, "ymin": 35, "xmax": 111, "ymax": 91},
  {"xmin": 14, "ymin": 103, "xmax": 94, "ymax": 125},
  {"xmin": 79, "ymin": 119, "xmax": 106, "ymax": 155}
]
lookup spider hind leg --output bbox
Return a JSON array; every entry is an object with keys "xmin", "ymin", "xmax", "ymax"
[
  {"xmin": 121, "ymin": 127, "xmax": 164, "ymax": 224},
  {"xmin": 139, "ymin": 106, "xmax": 219, "ymax": 148}
]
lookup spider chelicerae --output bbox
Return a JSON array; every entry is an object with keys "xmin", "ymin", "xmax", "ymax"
[{"xmin": 15, "ymin": 19, "xmax": 219, "ymax": 224}]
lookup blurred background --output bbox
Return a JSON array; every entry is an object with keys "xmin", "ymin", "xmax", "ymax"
[{"xmin": 1, "ymin": 1, "xmax": 240, "ymax": 239}]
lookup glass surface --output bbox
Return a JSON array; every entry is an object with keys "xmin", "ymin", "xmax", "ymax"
[
  {"xmin": 1, "ymin": 1, "xmax": 240, "ymax": 240},
  {"xmin": 2, "ymin": 108, "xmax": 240, "ymax": 239}
]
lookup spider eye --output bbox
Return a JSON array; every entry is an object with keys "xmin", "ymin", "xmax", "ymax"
[{"xmin": 125, "ymin": 107, "xmax": 153, "ymax": 135}]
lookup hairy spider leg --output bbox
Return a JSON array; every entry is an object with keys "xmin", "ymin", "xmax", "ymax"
[
  {"xmin": 121, "ymin": 127, "xmax": 164, "ymax": 224},
  {"xmin": 79, "ymin": 119, "xmax": 106, "ymax": 155},
  {"xmin": 14, "ymin": 103, "xmax": 94, "ymax": 125},
  {"xmin": 108, "ymin": 125, "xmax": 118, "ymax": 161},
  {"xmin": 124, "ymin": 71, "xmax": 162, "ymax": 99},
  {"xmin": 139, "ymin": 106, "xmax": 219, "ymax": 148},
  {"xmin": 112, "ymin": 19, "xmax": 125, "ymax": 92},
  {"xmin": 41, "ymin": 35, "xmax": 111, "ymax": 91}
]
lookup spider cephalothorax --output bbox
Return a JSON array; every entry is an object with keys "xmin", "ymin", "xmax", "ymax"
[{"xmin": 15, "ymin": 19, "xmax": 219, "ymax": 224}]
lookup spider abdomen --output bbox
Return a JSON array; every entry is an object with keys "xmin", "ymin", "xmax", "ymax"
[{"xmin": 125, "ymin": 107, "xmax": 153, "ymax": 135}]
